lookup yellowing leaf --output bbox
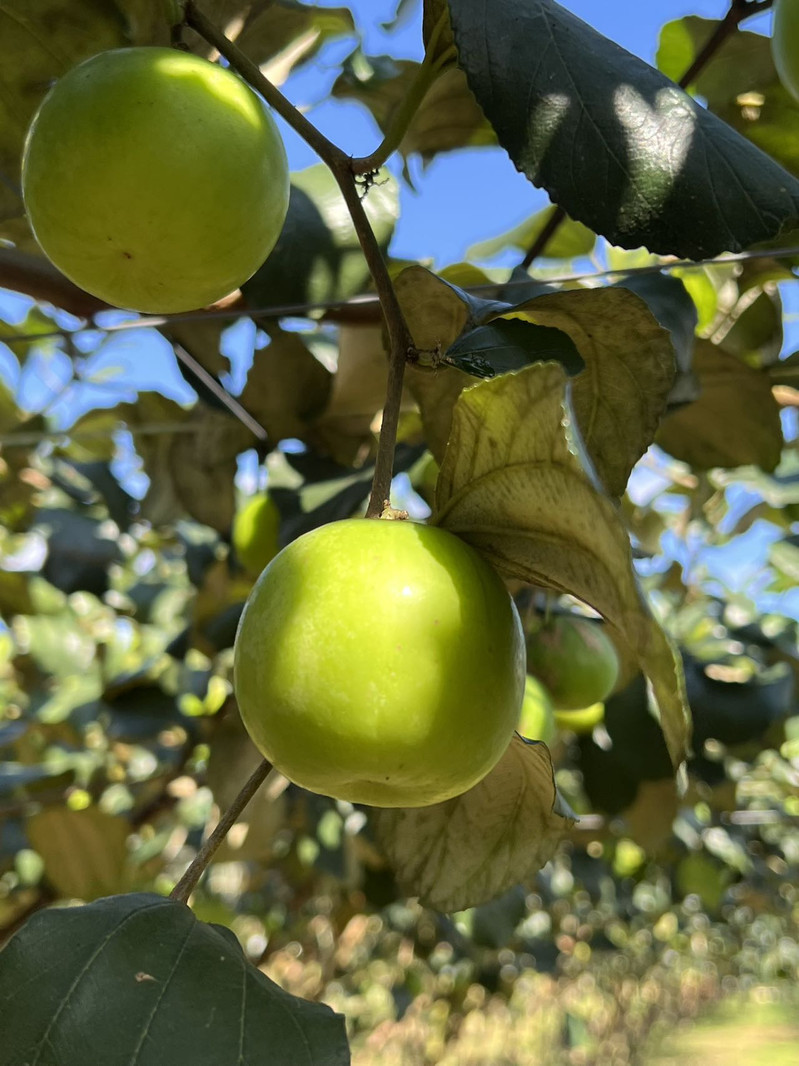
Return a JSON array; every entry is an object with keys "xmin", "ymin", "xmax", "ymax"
[
  {"xmin": 375, "ymin": 736, "xmax": 572, "ymax": 911},
  {"xmin": 511, "ymin": 286, "xmax": 676, "ymax": 495},
  {"xmin": 26, "ymin": 806, "xmax": 131, "ymax": 900},
  {"xmin": 396, "ymin": 267, "xmax": 676, "ymax": 496},
  {"xmin": 434, "ymin": 363, "xmax": 691, "ymax": 767},
  {"xmin": 657, "ymin": 340, "xmax": 782, "ymax": 471}
]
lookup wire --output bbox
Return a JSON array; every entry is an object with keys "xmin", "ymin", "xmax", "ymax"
[
  {"xmin": 2, "ymin": 242, "xmax": 799, "ymax": 349},
  {"xmin": 2, "ymin": 241, "xmax": 799, "ymax": 452}
]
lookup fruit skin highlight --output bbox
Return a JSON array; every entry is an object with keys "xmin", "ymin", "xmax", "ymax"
[
  {"xmin": 526, "ymin": 614, "xmax": 619, "ymax": 712},
  {"xmin": 773, "ymin": 0, "xmax": 799, "ymax": 103},
  {"xmin": 22, "ymin": 47, "xmax": 289, "ymax": 313},
  {"xmin": 233, "ymin": 519, "xmax": 526, "ymax": 807}
]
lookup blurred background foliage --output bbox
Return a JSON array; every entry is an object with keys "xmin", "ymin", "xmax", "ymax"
[{"xmin": 3, "ymin": 0, "xmax": 799, "ymax": 1063}]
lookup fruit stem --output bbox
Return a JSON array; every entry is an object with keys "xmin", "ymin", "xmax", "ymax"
[
  {"xmin": 169, "ymin": 758, "xmax": 274, "ymax": 903},
  {"xmin": 183, "ymin": 1, "xmax": 417, "ymax": 517},
  {"xmin": 516, "ymin": 0, "xmax": 774, "ymax": 268},
  {"xmin": 334, "ymin": 176, "xmax": 416, "ymax": 516}
]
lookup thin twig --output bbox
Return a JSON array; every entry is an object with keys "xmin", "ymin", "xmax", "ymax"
[
  {"xmin": 350, "ymin": 11, "xmax": 457, "ymax": 175},
  {"xmin": 182, "ymin": 1, "xmax": 415, "ymax": 516},
  {"xmin": 333, "ymin": 176, "xmax": 415, "ymax": 516},
  {"xmin": 169, "ymin": 758, "xmax": 274, "ymax": 904},
  {"xmin": 183, "ymin": 2, "xmax": 347, "ymax": 172},
  {"xmin": 520, "ymin": 205, "xmax": 568, "ymax": 269}
]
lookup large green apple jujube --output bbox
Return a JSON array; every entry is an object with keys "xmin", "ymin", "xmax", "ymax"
[
  {"xmin": 22, "ymin": 48, "xmax": 289, "ymax": 313},
  {"xmin": 233, "ymin": 519, "xmax": 526, "ymax": 807}
]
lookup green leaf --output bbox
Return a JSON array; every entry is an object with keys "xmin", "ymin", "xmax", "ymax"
[
  {"xmin": 13, "ymin": 611, "xmax": 96, "ymax": 679},
  {"xmin": 510, "ymin": 286, "xmax": 676, "ymax": 495},
  {"xmin": 165, "ymin": 408, "xmax": 252, "ymax": 532},
  {"xmin": 0, "ymin": 893, "xmax": 350, "ymax": 1066},
  {"xmin": 242, "ymin": 164, "xmax": 399, "ymax": 310},
  {"xmin": 0, "ymin": 569, "xmax": 33, "ymax": 617},
  {"xmin": 333, "ymin": 53, "xmax": 494, "ymax": 168},
  {"xmin": 657, "ymin": 341, "xmax": 783, "ymax": 471},
  {"xmin": 0, "ymin": 379, "xmax": 21, "ymax": 435},
  {"xmin": 119, "ymin": 393, "xmax": 249, "ymax": 532},
  {"xmin": 38, "ymin": 508, "xmax": 121, "ymax": 597},
  {"xmin": 0, "ymin": 308, "xmax": 60, "ymax": 364},
  {"xmin": 25, "ymin": 806, "xmax": 131, "ymax": 900},
  {"xmin": 714, "ymin": 284, "xmax": 783, "ymax": 369},
  {"xmin": 468, "ymin": 205, "xmax": 596, "ymax": 262},
  {"xmin": 445, "ymin": 319, "xmax": 584, "ymax": 378},
  {"xmin": 397, "ymin": 266, "xmax": 500, "ymax": 461},
  {"xmin": 375, "ymin": 736, "xmax": 573, "ymax": 911},
  {"xmin": 658, "ymin": 18, "xmax": 799, "ymax": 178},
  {"xmin": 240, "ymin": 330, "xmax": 332, "ymax": 447},
  {"xmin": 60, "ymin": 407, "xmax": 122, "ymax": 462},
  {"xmin": 447, "ymin": 0, "xmax": 799, "ymax": 257},
  {"xmin": 433, "ymin": 363, "xmax": 691, "ymax": 767},
  {"xmin": 398, "ymin": 267, "xmax": 677, "ymax": 495}
]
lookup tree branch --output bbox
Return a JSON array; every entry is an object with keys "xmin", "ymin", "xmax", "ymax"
[
  {"xmin": 335, "ymin": 177, "xmax": 414, "ymax": 516},
  {"xmin": 520, "ymin": 205, "xmax": 567, "ymax": 270},
  {"xmin": 170, "ymin": 757, "xmax": 274, "ymax": 903},
  {"xmin": 0, "ymin": 248, "xmax": 109, "ymax": 317},
  {"xmin": 183, "ymin": 0, "xmax": 415, "ymax": 516}
]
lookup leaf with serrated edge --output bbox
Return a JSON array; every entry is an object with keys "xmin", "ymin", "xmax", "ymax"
[
  {"xmin": 511, "ymin": 287, "xmax": 676, "ymax": 495},
  {"xmin": 434, "ymin": 363, "xmax": 691, "ymax": 766},
  {"xmin": 375, "ymin": 735, "xmax": 572, "ymax": 911},
  {"xmin": 448, "ymin": 0, "xmax": 799, "ymax": 258}
]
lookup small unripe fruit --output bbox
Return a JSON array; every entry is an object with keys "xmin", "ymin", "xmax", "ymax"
[
  {"xmin": 232, "ymin": 494, "xmax": 280, "ymax": 577},
  {"xmin": 526, "ymin": 614, "xmax": 619, "ymax": 712}
]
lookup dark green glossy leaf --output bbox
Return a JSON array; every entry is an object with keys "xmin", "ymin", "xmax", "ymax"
[
  {"xmin": 0, "ymin": 893, "xmax": 350, "ymax": 1066},
  {"xmin": 37, "ymin": 508, "xmax": 120, "ymax": 597},
  {"xmin": 658, "ymin": 18, "xmax": 799, "ymax": 178},
  {"xmin": 684, "ymin": 653, "xmax": 794, "ymax": 747},
  {"xmin": 447, "ymin": 0, "xmax": 799, "ymax": 257},
  {"xmin": 445, "ymin": 319, "xmax": 584, "ymax": 378}
]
